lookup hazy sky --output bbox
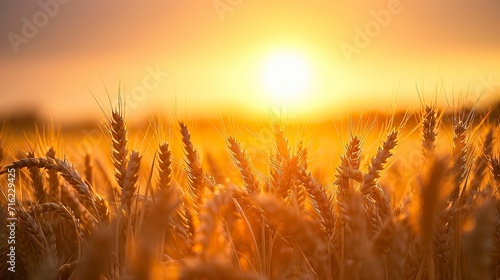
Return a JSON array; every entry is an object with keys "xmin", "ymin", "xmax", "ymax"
[{"xmin": 1, "ymin": 0, "xmax": 499, "ymax": 123}]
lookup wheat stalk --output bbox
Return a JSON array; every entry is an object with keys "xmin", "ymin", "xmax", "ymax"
[
  {"xmin": 360, "ymin": 131, "xmax": 397, "ymax": 232},
  {"xmin": 17, "ymin": 207, "xmax": 49, "ymax": 265},
  {"xmin": 27, "ymin": 151, "xmax": 47, "ymax": 203},
  {"xmin": 361, "ymin": 131, "xmax": 398, "ymax": 197},
  {"xmin": 451, "ymin": 118, "xmax": 468, "ymax": 202},
  {"xmin": 110, "ymin": 108, "xmax": 129, "ymax": 190},
  {"xmin": 30, "ymin": 202, "xmax": 74, "ymax": 222},
  {"xmin": 84, "ymin": 151, "xmax": 94, "ymax": 187},
  {"xmin": 450, "ymin": 111, "xmax": 473, "ymax": 279},
  {"xmin": 121, "ymin": 150, "xmax": 141, "ymax": 210},
  {"xmin": 180, "ymin": 257, "xmax": 261, "ymax": 280},
  {"xmin": 180, "ymin": 122, "xmax": 205, "ymax": 212},
  {"xmin": 136, "ymin": 187, "xmax": 180, "ymax": 280},
  {"xmin": 463, "ymin": 199, "xmax": 494, "ymax": 280},
  {"xmin": 333, "ymin": 135, "xmax": 363, "ymax": 276},
  {"xmin": 228, "ymin": 137, "xmax": 260, "ymax": 195},
  {"xmin": 335, "ymin": 136, "xmax": 363, "ymax": 192},
  {"xmin": 1, "ymin": 97, "xmax": 499, "ymax": 279},
  {"xmin": 60, "ymin": 183, "xmax": 94, "ymax": 233},
  {"xmin": 274, "ymin": 126, "xmax": 291, "ymax": 163},
  {"xmin": 388, "ymin": 221, "xmax": 408, "ymax": 280},
  {"xmin": 274, "ymin": 155, "xmax": 299, "ymax": 200},
  {"xmin": 489, "ymin": 156, "xmax": 500, "ymax": 185},
  {"xmin": 422, "ymin": 105, "xmax": 438, "ymax": 160},
  {"xmin": 46, "ymin": 147, "xmax": 60, "ymax": 201},
  {"xmin": 298, "ymin": 167, "xmax": 334, "ymax": 238},
  {"xmin": 343, "ymin": 190, "xmax": 368, "ymax": 280},
  {"xmin": 1, "ymin": 156, "xmax": 104, "ymax": 220},
  {"xmin": 157, "ymin": 142, "xmax": 172, "ymax": 195},
  {"xmin": 470, "ymin": 127, "xmax": 494, "ymax": 193},
  {"xmin": 256, "ymin": 195, "xmax": 330, "ymax": 278},
  {"xmin": 193, "ymin": 189, "xmax": 231, "ymax": 259}
]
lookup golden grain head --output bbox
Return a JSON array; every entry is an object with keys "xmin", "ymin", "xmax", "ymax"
[{"xmin": 0, "ymin": 103, "xmax": 499, "ymax": 280}]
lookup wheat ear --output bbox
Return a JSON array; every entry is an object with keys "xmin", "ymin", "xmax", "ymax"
[
  {"xmin": 256, "ymin": 195, "xmax": 330, "ymax": 278},
  {"xmin": 298, "ymin": 168, "xmax": 334, "ymax": 238},
  {"xmin": 450, "ymin": 112, "xmax": 471, "ymax": 203},
  {"xmin": 360, "ymin": 131, "xmax": 397, "ymax": 225},
  {"xmin": 335, "ymin": 136, "xmax": 363, "ymax": 225},
  {"xmin": 421, "ymin": 105, "xmax": 438, "ymax": 160},
  {"xmin": 180, "ymin": 122, "xmax": 205, "ymax": 212},
  {"xmin": 193, "ymin": 189, "xmax": 231, "ymax": 259},
  {"xmin": 361, "ymin": 131, "xmax": 398, "ymax": 197},
  {"xmin": 157, "ymin": 142, "xmax": 172, "ymax": 195},
  {"xmin": 470, "ymin": 128, "xmax": 494, "ymax": 193},
  {"xmin": 27, "ymin": 151, "xmax": 46, "ymax": 203},
  {"xmin": 46, "ymin": 147, "xmax": 60, "ymax": 201},
  {"xmin": 227, "ymin": 137, "xmax": 260, "ymax": 195},
  {"xmin": 110, "ymin": 108, "xmax": 128, "ymax": 190},
  {"xmin": 489, "ymin": 157, "xmax": 500, "ymax": 185},
  {"xmin": 1, "ymin": 157, "xmax": 100, "ymax": 219},
  {"xmin": 121, "ymin": 150, "xmax": 141, "ymax": 210},
  {"xmin": 332, "ymin": 135, "xmax": 363, "ymax": 277}
]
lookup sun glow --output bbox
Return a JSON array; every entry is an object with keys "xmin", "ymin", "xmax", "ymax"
[{"xmin": 261, "ymin": 51, "xmax": 312, "ymax": 105}]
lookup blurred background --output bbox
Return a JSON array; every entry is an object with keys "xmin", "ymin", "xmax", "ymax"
[{"xmin": 0, "ymin": 0, "xmax": 499, "ymax": 125}]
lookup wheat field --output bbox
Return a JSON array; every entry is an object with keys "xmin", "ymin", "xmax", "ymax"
[{"xmin": 0, "ymin": 101, "xmax": 499, "ymax": 280}]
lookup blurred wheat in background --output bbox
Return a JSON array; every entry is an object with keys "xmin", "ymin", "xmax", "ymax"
[{"xmin": 0, "ymin": 97, "xmax": 499, "ymax": 280}]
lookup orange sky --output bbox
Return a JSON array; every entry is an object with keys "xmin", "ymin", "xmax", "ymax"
[{"xmin": 1, "ymin": 0, "xmax": 499, "ymax": 123}]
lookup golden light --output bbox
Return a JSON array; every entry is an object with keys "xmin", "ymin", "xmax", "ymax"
[{"xmin": 260, "ymin": 50, "xmax": 312, "ymax": 105}]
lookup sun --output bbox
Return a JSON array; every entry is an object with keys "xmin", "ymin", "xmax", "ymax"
[{"xmin": 261, "ymin": 50, "xmax": 312, "ymax": 104}]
